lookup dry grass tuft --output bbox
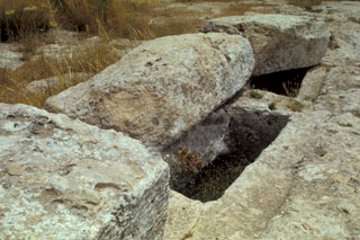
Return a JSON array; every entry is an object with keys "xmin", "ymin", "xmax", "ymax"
[
  {"xmin": 222, "ymin": 2, "xmax": 272, "ymax": 16},
  {"xmin": 286, "ymin": 99, "xmax": 304, "ymax": 112},
  {"xmin": 176, "ymin": 146, "xmax": 203, "ymax": 173},
  {"xmin": 181, "ymin": 232, "xmax": 193, "ymax": 240},
  {"xmin": 0, "ymin": 0, "xmax": 158, "ymax": 42},
  {"xmin": 0, "ymin": 0, "xmax": 55, "ymax": 41},
  {"xmin": 53, "ymin": 0, "xmax": 127, "ymax": 37},
  {"xmin": 249, "ymin": 89, "xmax": 264, "ymax": 99},
  {"xmin": 286, "ymin": 0, "xmax": 325, "ymax": 10},
  {"xmin": 282, "ymin": 80, "xmax": 301, "ymax": 97},
  {"xmin": 0, "ymin": 0, "xmax": 161, "ymax": 106},
  {"xmin": 177, "ymin": 0, "xmax": 237, "ymax": 2},
  {"xmin": 0, "ymin": 0, "xmax": 277, "ymax": 107},
  {"xmin": 0, "ymin": 39, "xmax": 121, "ymax": 107}
]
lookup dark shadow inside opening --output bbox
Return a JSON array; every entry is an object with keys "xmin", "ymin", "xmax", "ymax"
[
  {"xmin": 172, "ymin": 109, "xmax": 289, "ymax": 202},
  {"xmin": 249, "ymin": 67, "xmax": 310, "ymax": 97}
]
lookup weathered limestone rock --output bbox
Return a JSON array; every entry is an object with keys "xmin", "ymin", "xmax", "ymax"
[
  {"xmin": 26, "ymin": 72, "xmax": 91, "ymax": 95},
  {"xmin": 0, "ymin": 44, "xmax": 23, "ymax": 70},
  {"xmin": 45, "ymin": 33, "xmax": 254, "ymax": 148},
  {"xmin": 231, "ymin": 89, "xmax": 304, "ymax": 114},
  {"xmin": 201, "ymin": 14, "xmax": 330, "ymax": 75},
  {"xmin": 165, "ymin": 110, "xmax": 360, "ymax": 240},
  {"xmin": 0, "ymin": 103, "xmax": 169, "ymax": 240},
  {"xmin": 297, "ymin": 66, "xmax": 328, "ymax": 102},
  {"xmin": 163, "ymin": 191, "xmax": 203, "ymax": 239},
  {"xmin": 165, "ymin": 3, "xmax": 360, "ymax": 240}
]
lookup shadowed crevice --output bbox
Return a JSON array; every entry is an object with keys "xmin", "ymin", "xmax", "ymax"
[{"xmin": 172, "ymin": 108, "xmax": 289, "ymax": 202}]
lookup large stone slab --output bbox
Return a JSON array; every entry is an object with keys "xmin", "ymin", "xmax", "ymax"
[
  {"xmin": 165, "ymin": 3, "xmax": 360, "ymax": 239},
  {"xmin": 0, "ymin": 103, "xmax": 169, "ymax": 240},
  {"xmin": 45, "ymin": 33, "xmax": 254, "ymax": 148},
  {"xmin": 165, "ymin": 110, "xmax": 360, "ymax": 240},
  {"xmin": 201, "ymin": 14, "xmax": 330, "ymax": 75}
]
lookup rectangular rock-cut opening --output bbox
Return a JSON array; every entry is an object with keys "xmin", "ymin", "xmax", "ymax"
[
  {"xmin": 171, "ymin": 109, "xmax": 289, "ymax": 202},
  {"xmin": 249, "ymin": 67, "xmax": 310, "ymax": 97}
]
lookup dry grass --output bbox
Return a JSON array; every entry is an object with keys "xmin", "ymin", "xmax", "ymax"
[
  {"xmin": 181, "ymin": 232, "xmax": 193, "ymax": 240},
  {"xmin": 0, "ymin": 39, "xmax": 121, "ymax": 107},
  {"xmin": 249, "ymin": 89, "xmax": 264, "ymax": 99},
  {"xmin": 176, "ymin": 146, "xmax": 203, "ymax": 173},
  {"xmin": 0, "ymin": 0, "xmax": 277, "ymax": 107},
  {"xmin": 53, "ymin": 0, "xmax": 126, "ymax": 37},
  {"xmin": 0, "ymin": 0, "xmax": 56, "ymax": 58},
  {"xmin": 0, "ymin": 0, "xmax": 187, "ymax": 106},
  {"xmin": 222, "ymin": 2, "xmax": 274, "ymax": 16},
  {"xmin": 0, "ymin": 0, "xmax": 55, "ymax": 40},
  {"xmin": 0, "ymin": 0, "xmax": 158, "ymax": 42},
  {"xmin": 286, "ymin": 0, "xmax": 326, "ymax": 9},
  {"xmin": 286, "ymin": 99, "xmax": 304, "ymax": 112},
  {"xmin": 177, "ymin": 0, "xmax": 242, "ymax": 2}
]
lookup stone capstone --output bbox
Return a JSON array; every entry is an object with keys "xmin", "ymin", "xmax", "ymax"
[
  {"xmin": 45, "ymin": 32, "xmax": 254, "ymax": 148},
  {"xmin": 0, "ymin": 103, "xmax": 169, "ymax": 240},
  {"xmin": 201, "ymin": 14, "xmax": 330, "ymax": 75}
]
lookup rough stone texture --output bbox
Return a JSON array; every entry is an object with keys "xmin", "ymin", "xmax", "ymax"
[
  {"xmin": 165, "ymin": 111, "xmax": 360, "ymax": 240},
  {"xmin": 164, "ymin": 90, "xmax": 298, "ymax": 191},
  {"xmin": 201, "ymin": 14, "xmax": 330, "ymax": 75},
  {"xmin": 0, "ymin": 44, "xmax": 23, "ymax": 70},
  {"xmin": 26, "ymin": 73, "xmax": 91, "ymax": 95},
  {"xmin": 297, "ymin": 65, "xmax": 328, "ymax": 102},
  {"xmin": 165, "ymin": 2, "xmax": 360, "ymax": 240},
  {"xmin": 232, "ymin": 89, "xmax": 304, "ymax": 114},
  {"xmin": 0, "ymin": 103, "xmax": 169, "ymax": 240},
  {"xmin": 45, "ymin": 33, "xmax": 254, "ymax": 148},
  {"xmin": 163, "ymin": 191, "xmax": 203, "ymax": 239}
]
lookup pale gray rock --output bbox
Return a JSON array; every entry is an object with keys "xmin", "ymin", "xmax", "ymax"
[
  {"xmin": 45, "ymin": 33, "xmax": 254, "ymax": 148},
  {"xmin": 201, "ymin": 14, "xmax": 330, "ymax": 75},
  {"xmin": 0, "ymin": 103, "xmax": 169, "ymax": 240},
  {"xmin": 26, "ymin": 72, "xmax": 91, "ymax": 95},
  {"xmin": 231, "ymin": 89, "xmax": 304, "ymax": 114},
  {"xmin": 0, "ymin": 44, "xmax": 23, "ymax": 70},
  {"xmin": 297, "ymin": 66, "xmax": 328, "ymax": 102},
  {"xmin": 165, "ymin": 3, "xmax": 360, "ymax": 239},
  {"xmin": 165, "ymin": 110, "xmax": 360, "ymax": 240}
]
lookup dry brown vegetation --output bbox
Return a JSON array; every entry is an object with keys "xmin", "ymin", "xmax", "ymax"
[
  {"xmin": 176, "ymin": 146, "xmax": 203, "ymax": 173},
  {"xmin": 0, "ymin": 0, "xmax": 328, "ymax": 106},
  {"xmin": 0, "ymin": 0, "xmax": 162, "ymax": 42},
  {"xmin": 0, "ymin": 0, "xmax": 207, "ymax": 106},
  {"xmin": 286, "ymin": 0, "xmax": 328, "ymax": 9},
  {"xmin": 0, "ymin": 0, "xmax": 157, "ymax": 106},
  {"xmin": 0, "ymin": 40, "xmax": 123, "ymax": 106}
]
